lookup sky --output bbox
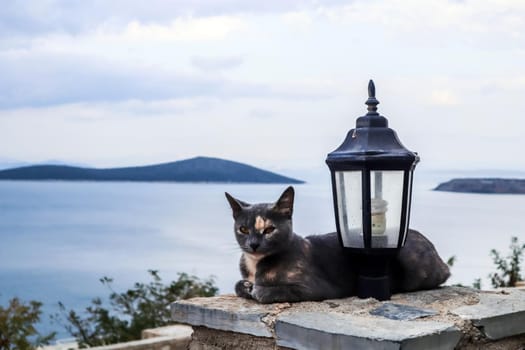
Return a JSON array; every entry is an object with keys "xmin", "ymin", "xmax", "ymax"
[{"xmin": 0, "ymin": 0, "xmax": 524, "ymax": 177}]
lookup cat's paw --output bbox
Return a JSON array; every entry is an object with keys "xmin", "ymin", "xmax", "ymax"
[
  {"xmin": 235, "ymin": 280, "xmax": 253, "ymax": 299},
  {"xmin": 250, "ymin": 285, "xmax": 275, "ymax": 304}
]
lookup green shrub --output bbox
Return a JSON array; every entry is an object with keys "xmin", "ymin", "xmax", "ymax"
[
  {"xmin": 56, "ymin": 270, "xmax": 217, "ymax": 348},
  {"xmin": 0, "ymin": 298, "xmax": 55, "ymax": 350},
  {"xmin": 489, "ymin": 236, "xmax": 525, "ymax": 288}
]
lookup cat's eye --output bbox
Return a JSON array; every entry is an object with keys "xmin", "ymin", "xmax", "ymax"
[
  {"xmin": 239, "ymin": 226, "xmax": 250, "ymax": 234},
  {"xmin": 263, "ymin": 226, "xmax": 276, "ymax": 235}
]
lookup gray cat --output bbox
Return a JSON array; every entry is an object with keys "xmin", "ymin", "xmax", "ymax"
[{"xmin": 225, "ymin": 186, "xmax": 450, "ymax": 304}]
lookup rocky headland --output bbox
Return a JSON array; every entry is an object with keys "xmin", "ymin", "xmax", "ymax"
[{"xmin": 434, "ymin": 178, "xmax": 525, "ymax": 194}]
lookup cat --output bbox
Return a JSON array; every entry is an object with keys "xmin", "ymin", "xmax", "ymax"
[{"xmin": 225, "ymin": 186, "xmax": 450, "ymax": 304}]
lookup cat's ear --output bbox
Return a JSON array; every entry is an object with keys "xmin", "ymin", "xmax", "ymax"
[
  {"xmin": 273, "ymin": 186, "xmax": 294, "ymax": 217},
  {"xmin": 225, "ymin": 192, "xmax": 250, "ymax": 219}
]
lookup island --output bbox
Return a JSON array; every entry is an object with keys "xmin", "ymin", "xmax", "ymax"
[
  {"xmin": 0, "ymin": 156, "xmax": 304, "ymax": 184},
  {"xmin": 434, "ymin": 178, "xmax": 525, "ymax": 194}
]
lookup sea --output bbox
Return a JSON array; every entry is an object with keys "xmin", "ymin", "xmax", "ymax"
[{"xmin": 1, "ymin": 171, "xmax": 525, "ymax": 339}]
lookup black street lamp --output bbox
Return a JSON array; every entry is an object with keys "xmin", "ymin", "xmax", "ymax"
[{"xmin": 326, "ymin": 80, "xmax": 419, "ymax": 300}]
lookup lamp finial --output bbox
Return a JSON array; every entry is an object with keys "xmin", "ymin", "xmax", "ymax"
[
  {"xmin": 368, "ymin": 80, "xmax": 375, "ymax": 98},
  {"xmin": 366, "ymin": 79, "xmax": 379, "ymax": 114}
]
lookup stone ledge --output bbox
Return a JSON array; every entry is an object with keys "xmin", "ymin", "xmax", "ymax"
[
  {"xmin": 89, "ymin": 325, "xmax": 192, "ymax": 350},
  {"xmin": 276, "ymin": 311, "xmax": 460, "ymax": 350},
  {"xmin": 141, "ymin": 325, "xmax": 193, "ymax": 339},
  {"xmin": 172, "ymin": 295, "xmax": 279, "ymax": 338},
  {"xmin": 171, "ymin": 287, "xmax": 525, "ymax": 350},
  {"xmin": 90, "ymin": 335, "xmax": 188, "ymax": 350},
  {"xmin": 452, "ymin": 289, "xmax": 525, "ymax": 340}
]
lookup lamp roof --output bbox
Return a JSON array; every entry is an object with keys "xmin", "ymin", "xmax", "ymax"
[{"xmin": 326, "ymin": 80, "xmax": 419, "ymax": 169}]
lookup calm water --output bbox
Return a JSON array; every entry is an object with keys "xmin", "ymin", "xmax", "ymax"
[{"xmin": 1, "ymin": 176, "xmax": 524, "ymax": 338}]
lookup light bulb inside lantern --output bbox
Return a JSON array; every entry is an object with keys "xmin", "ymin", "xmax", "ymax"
[{"xmin": 371, "ymin": 198, "xmax": 388, "ymax": 235}]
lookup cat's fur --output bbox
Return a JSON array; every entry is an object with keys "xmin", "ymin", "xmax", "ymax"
[{"xmin": 225, "ymin": 186, "xmax": 450, "ymax": 304}]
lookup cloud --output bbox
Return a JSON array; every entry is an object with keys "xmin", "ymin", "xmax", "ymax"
[
  {"xmin": 429, "ymin": 89, "xmax": 459, "ymax": 106},
  {"xmin": 118, "ymin": 16, "xmax": 245, "ymax": 42},
  {"xmin": 191, "ymin": 55, "xmax": 244, "ymax": 71},
  {"xmin": 0, "ymin": 52, "xmax": 228, "ymax": 108},
  {"xmin": 1, "ymin": 0, "xmax": 524, "ymax": 172},
  {"xmin": 317, "ymin": 0, "xmax": 525, "ymax": 50},
  {"xmin": 0, "ymin": 50, "xmax": 335, "ymax": 109},
  {"xmin": 0, "ymin": 94, "xmax": 348, "ymax": 169},
  {"xmin": 249, "ymin": 108, "xmax": 273, "ymax": 119},
  {"xmin": 0, "ymin": 0, "xmax": 349, "ymax": 38},
  {"xmin": 282, "ymin": 11, "xmax": 313, "ymax": 27}
]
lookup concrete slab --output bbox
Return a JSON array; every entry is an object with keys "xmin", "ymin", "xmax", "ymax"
[
  {"xmin": 90, "ymin": 336, "xmax": 184, "ymax": 350},
  {"xmin": 452, "ymin": 289, "xmax": 525, "ymax": 340},
  {"xmin": 369, "ymin": 303, "xmax": 438, "ymax": 321},
  {"xmin": 172, "ymin": 294, "xmax": 284, "ymax": 338},
  {"xmin": 275, "ymin": 311, "xmax": 461, "ymax": 350},
  {"xmin": 141, "ymin": 324, "xmax": 193, "ymax": 339}
]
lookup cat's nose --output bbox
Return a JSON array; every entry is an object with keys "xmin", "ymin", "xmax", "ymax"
[{"xmin": 250, "ymin": 242, "xmax": 260, "ymax": 252}]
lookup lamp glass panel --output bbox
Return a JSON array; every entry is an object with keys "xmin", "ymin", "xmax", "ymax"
[
  {"xmin": 402, "ymin": 170, "xmax": 413, "ymax": 246},
  {"xmin": 370, "ymin": 170, "xmax": 404, "ymax": 248},
  {"xmin": 335, "ymin": 171, "xmax": 363, "ymax": 248}
]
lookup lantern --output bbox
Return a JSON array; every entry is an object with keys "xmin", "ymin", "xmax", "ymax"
[{"xmin": 326, "ymin": 80, "xmax": 419, "ymax": 300}]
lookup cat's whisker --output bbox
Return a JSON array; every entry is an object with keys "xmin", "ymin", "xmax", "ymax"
[
  {"xmin": 217, "ymin": 243, "xmax": 244, "ymax": 254},
  {"xmin": 221, "ymin": 243, "xmax": 243, "ymax": 250}
]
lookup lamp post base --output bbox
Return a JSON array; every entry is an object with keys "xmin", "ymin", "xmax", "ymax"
[
  {"xmin": 357, "ymin": 275, "xmax": 390, "ymax": 301},
  {"xmin": 356, "ymin": 254, "xmax": 391, "ymax": 301}
]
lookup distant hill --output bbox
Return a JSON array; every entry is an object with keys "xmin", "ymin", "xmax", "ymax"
[
  {"xmin": 0, "ymin": 156, "xmax": 304, "ymax": 184},
  {"xmin": 434, "ymin": 178, "xmax": 525, "ymax": 194}
]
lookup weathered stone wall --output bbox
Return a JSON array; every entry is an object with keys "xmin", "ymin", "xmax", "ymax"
[
  {"xmin": 172, "ymin": 287, "xmax": 525, "ymax": 350},
  {"xmin": 91, "ymin": 325, "xmax": 192, "ymax": 350},
  {"xmin": 91, "ymin": 336, "xmax": 189, "ymax": 350},
  {"xmin": 189, "ymin": 326, "xmax": 291, "ymax": 350}
]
